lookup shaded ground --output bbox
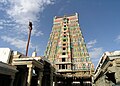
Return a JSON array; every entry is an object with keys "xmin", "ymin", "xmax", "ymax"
[{"xmin": 57, "ymin": 83, "xmax": 92, "ymax": 86}]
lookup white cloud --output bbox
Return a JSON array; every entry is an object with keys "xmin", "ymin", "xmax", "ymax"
[
  {"xmin": 0, "ymin": 19, "xmax": 16, "ymax": 30},
  {"xmin": 0, "ymin": 0, "xmax": 55, "ymax": 54},
  {"xmin": 0, "ymin": 0, "xmax": 7, "ymax": 3},
  {"xmin": 89, "ymin": 47, "xmax": 103, "ymax": 58},
  {"xmin": 7, "ymin": 0, "xmax": 55, "ymax": 36},
  {"xmin": 1, "ymin": 36, "xmax": 37, "ymax": 51},
  {"xmin": 1, "ymin": 0, "xmax": 55, "ymax": 36},
  {"xmin": 89, "ymin": 47, "xmax": 103, "ymax": 68},
  {"xmin": 0, "ymin": 26, "xmax": 3, "ymax": 29},
  {"xmin": 7, "ymin": 0, "xmax": 42, "ymax": 24},
  {"xmin": 115, "ymin": 35, "xmax": 120, "ymax": 43},
  {"xmin": 0, "ymin": 20, "xmax": 5, "ymax": 29},
  {"xmin": 0, "ymin": 21, "xmax": 3, "ymax": 25},
  {"xmin": 87, "ymin": 39, "xmax": 103, "ymax": 59},
  {"xmin": 87, "ymin": 40, "xmax": 97, "ymax": 49},
  {"xmin": 32, "ymin": 28, "xmax": 44, "ymax": 36}
]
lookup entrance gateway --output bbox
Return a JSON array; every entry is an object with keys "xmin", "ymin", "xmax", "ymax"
[{"xmin": 45, "ymin": 13, "xmax": 94, "ymax": 86}]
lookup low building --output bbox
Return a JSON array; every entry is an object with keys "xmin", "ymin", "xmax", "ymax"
[
  {"xmin": 0, "ymin": 48, "xmax": 55, "ymax": 86},
  {"xmin": 0, "ymin": 61, "xmax": 17, "ymax": 86},
  {"xmin": 94, "ymin": 51, "xmax": 120, "ymax": 86},
  {"xmin": 0, "ymin": 48, "xmax": 17, "ymax": 86}
]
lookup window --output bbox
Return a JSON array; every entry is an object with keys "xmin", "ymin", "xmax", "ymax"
[
  {"xmin": 64, "ymin": 25, "xmax": 66, "ymax": 27},
  {"xmin": 67, "ymin": 19, "xmax": 69, "ymax": 23},
  {"xmin": 63, "ymin": 39, "xmax": 66, "ymax": 42},
  {"xmin": 62, "ymin": 58, "xmax": 65, "ymax": 62},
  {"xmin": 63, "ymin": 18, "xmax": 66, "ymax": 20},
  {"xmin": 83, "ymin": 64, "xmax": 86, "ymax": 69},
  {"xmin": 63, "ymin": 47, "xmax": 66, "ymax": 50},
  {"xmin": 64, "ymin": 28, "xmax": 66, "ymax": 30},
  {"xmin": 59, "ymin": 65, "xmax": 61, "ymax": 69},
  {"xmin": 62, "ymin": 64, "xmax": 65, "ymax": 69},
  {"xmin": 86, "ymin": 57, "xmax": 90, "ymax": 62},
  {"xmin": 64, "ymin": 32, "xmax": 66, "ymax": 34},
  {"xmin": 63, "ymin": 44, "xmax": 66, "ymax": 46},
  {"xmin": 62, "ymin": 52, "xmax": 66, "ymax": 55},
  {"xmin": 64, "ymin": 35, "xmax": 66, "ymax": 37}
]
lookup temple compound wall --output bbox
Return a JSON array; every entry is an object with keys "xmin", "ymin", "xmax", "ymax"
[{"xmin": 93, "ymin": 51, "xmax": 120, "ymax": 86}]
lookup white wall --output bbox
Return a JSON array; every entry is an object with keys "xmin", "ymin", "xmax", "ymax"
[{"xmin": 0, "ymin": 48, "xmax": 11, "ymax": 63}]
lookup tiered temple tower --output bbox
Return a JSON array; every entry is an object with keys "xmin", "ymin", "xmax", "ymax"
[{"xmin": 45, "ymin": 13, "xmax": 94, "ymax": 84}]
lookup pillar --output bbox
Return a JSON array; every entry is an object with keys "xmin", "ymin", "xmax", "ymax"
[
  {"xmin": 80, "ymin": 77, "xmax": 83, "ymax": 86},
  {"xmin": 91, "ymin": 76, "xmax": 94, "ymax": 86},
  {"xmin": 53, "ymin": 82, "xmax": 55, "ymax": 86},
  {"xmin": 50, "ymin": 72, "xmax": 53, "ymax": 86},
  {"xmin": 37, "ymin": 71, "xmax": 43, "ymax": 86},
  {"xmin": 10, "ymin": 75, "xmax": 15, "ymax": 86},
  {"xmin": 50, "ymin": 67, "xmax": 54, "ymax": 86},
  {"xmin": 115, "ymin": 69, "xmax": 120, "ymax": 84},
  {"xmin": 60, "ymin": 65, "xmax": 62, "ymax": 69},
  {"xmin": 22, "ymin": 71, "xmax": 28, "ymax": 86},
  {"xmin": 27, "ymin": 66, "xmax": 33, "ymax": 86},
  {"xmin": 53, "ymin": 75, "xmax": 58, "ymax": 86}
]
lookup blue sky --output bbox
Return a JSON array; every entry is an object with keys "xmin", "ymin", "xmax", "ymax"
[{"xmin": 0, "ymin": 0, "xmax": 120, "ymax": 67}]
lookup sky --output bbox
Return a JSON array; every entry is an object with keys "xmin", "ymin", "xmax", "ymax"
[{"xmin": 0, "ymin": 0, "xmax": 120, "ymax": 67}]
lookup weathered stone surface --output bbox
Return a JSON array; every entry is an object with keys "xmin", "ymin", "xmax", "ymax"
[{"xmin": 94, "ymin": 51, "xmax": 120, "ymax": 86}]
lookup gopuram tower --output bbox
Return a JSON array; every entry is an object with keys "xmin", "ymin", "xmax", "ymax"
[{"xmin": 45, "ymin": 13, "xmax": 94, "ymax": 85}]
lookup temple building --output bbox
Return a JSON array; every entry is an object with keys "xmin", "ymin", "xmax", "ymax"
[
  {"xmin": 94, "ymin": 51, "xmax": 120, "ymax": 86},
  {"xmin": 45, "ymin": 13, "xmax": 94, "ymax": 85},
  {"xmin": 0, "ymin": 48, "xmax": 55, "ymax": 86}
]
